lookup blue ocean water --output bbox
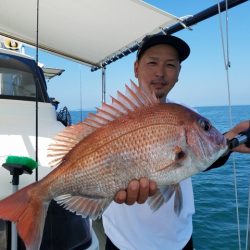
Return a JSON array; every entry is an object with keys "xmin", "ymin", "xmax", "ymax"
[
  {"xmin": 193, "ymin": 105, "xmax": 250, "ymax": 250},
  {"xmin": 70, "ymin": 105, "xmax": 250, "ymax": 250}
]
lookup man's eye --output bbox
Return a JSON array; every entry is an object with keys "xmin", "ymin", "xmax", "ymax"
[
  {"xmin": 166, "ymin": 64, "xmax": 176, "ymax": 68},
  {"xmin": 148, "ymin": 61, "xmax": 157, "ymax": 65}
]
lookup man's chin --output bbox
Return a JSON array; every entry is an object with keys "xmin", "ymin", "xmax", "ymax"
[
  {"xmin": 154, "ymin": 91, "xmax": 165, "ymax": 100},
  {"xmin": 149, "ymin": 87, "xmax": 166, "ymax": 100}
]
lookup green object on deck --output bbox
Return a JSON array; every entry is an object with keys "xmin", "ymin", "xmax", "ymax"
[{"xmin": 5, "ymin": 156, "xmax": 38, "ymax": 170}]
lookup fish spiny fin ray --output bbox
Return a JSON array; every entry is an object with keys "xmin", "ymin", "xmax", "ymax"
[
  {"xmin": 83, "ymin": 79, "xmax": 159, "ymax": 128},
  {"xmin": 129, "ymin": 80, "xmax": 158, "ymax": 105},
  {"xmin": 47, "ymin": 122, "xmax": 95, "ymax": 167},
  {"xmin": 55, "ymin": 195, "xmax": 111, "ymax": 220},
  {"xmin": 48, "ymin": 81, "xmax": 159, "ymax": 167}
]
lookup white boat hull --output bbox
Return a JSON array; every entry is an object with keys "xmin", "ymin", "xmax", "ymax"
[{"xmin": 0, "ymin": 99, "xmax": 64, "ymax": 198}]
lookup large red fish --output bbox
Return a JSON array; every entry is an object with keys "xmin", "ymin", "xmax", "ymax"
[{"xmin": 0, "ymin": 81, "xmax": 227, "ymax": 250}]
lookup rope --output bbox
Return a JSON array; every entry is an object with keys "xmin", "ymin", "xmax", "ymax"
[
  {"xmin": 35, "ymin": 0, "xmax": 40, "ymax": 182},
  {"xmin": 246, "ymin": 179, "xmax": 250, "ymax": 250},
  {"xmin": 246, "ymin": 122, "xmax": 250, "ymax": 250},
  {"xmin": 217, "ymin": 1, "xmax": 242, "ymax": 249}
]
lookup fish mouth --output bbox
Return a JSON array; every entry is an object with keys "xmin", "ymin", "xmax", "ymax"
[
  {"xmin": 209, "ymin": 137, "xmax": 228, "ymax": 164},
  {"xmin": 216, "ymin": 135, "xmax": 228, "ymax": 149},
  {"xmin": 193, "ymin": 129, "xmax": 228, "ymax": 167}
]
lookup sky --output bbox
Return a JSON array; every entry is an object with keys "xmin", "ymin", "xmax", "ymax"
[{"xmin": 26, "ymin": 0, "xmax": 250, "ymax": 111}]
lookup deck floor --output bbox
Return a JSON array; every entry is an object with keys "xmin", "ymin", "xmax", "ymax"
[
  {"xmin": 0, "ymin": 220, "xmax": 7, "ymax": 250},
  {"xmin": 0, "ymin": 218, "xmax": 106, "ymax": 250},
  {"xmin": 92, "ymin": 218, "xmax": 106, "ymax": 250}
]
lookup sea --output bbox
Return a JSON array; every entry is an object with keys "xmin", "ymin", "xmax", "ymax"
[{"xmin": 70, "ymin": 105, "xmax": 250, "ymax": 250}]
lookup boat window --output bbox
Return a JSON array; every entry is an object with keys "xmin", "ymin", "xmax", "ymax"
[
  {"xmin": 0, "ymin": 54, "xmax": 48, "ymax": 102},
  {"xmin": 0, "ymin": 67, "xmax": 36, "ymax": 97}
]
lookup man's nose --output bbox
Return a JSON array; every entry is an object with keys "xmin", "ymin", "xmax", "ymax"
[{"xmin": 155, "ymin": 65, "xmax": 165, "ymax": 77}]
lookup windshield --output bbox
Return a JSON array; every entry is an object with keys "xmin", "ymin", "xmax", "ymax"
[
  {"xmin": 0, "ymin": 67, "xmax": 36, "ymax": 97},
  {"xmin": 0, "ymin": 54, "xmax": 48, "ymax": 102}
]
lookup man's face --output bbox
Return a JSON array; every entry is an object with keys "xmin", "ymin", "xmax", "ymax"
[{"xmin": 134, "ymin": 44, "xmax": 181, "ymax": 102}]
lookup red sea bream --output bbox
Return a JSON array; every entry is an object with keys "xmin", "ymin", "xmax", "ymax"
[{"xmin": 0, "ymin": 81, "xmax": 228, "ymax": 250}]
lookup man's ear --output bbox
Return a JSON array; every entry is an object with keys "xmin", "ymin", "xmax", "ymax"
[{"xmin": 134, "ymin": 61, "xmax": 139, "ymax": 78}]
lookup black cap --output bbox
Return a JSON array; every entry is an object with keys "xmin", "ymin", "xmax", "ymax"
[{"xmin": 136, "ymin": 34, "xmax": 190, "ymax": 62}]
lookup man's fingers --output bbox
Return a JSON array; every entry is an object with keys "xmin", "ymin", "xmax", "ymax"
[
  {"xmin": 114, "ymin": 190, "xmax": 127, "ymax": 204},
  {"xmin": 149, "ymin": 180, "xmax": 157, "ymax": 196},
  {"xmin": 232, "ymin": 144, "xmax": 250, "ymax": 153},
  {"xmin": 126, "ymin": 179, "xmax": 139, "ymax": 205},
  {"xmin": 114, "ymin": 178, "xmax": 158, "ymax": 205},
  {"xmin": 137, "ymin": 178, "xmax": 149, "ymax": 204}
]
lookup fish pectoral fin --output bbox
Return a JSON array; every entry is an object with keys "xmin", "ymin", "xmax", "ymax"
[
  {"xmin": 54, "ymin": 194, "xmax": 111, "ymax": 220},
  {"xmin": 160, "ymin": 184, "xmax": 176, "ymax": 201},
  {"xmin": 147, "ymin": 189, "xmax": 165, "ymax": 212},
  {"xmin": 161, "ymin": 183, "xmax": 183, "ymax": 215},
  {"xmin": 147, "ymin": 184, "xmax": 183, "ymax": 215},
  {"xmin": 161, "ymin": 184, "xmax": 183, "ymax": 215},
  {"xmin": 155, "ymin": 161, "xmax": 175, "ymax": 172},
  {"xmin": 147, "ymin": 186, "xmax": 175, "ymax": 212},
  {"xmin": 173, "ymin": 184, "xmax": 183, "ymax": 215}
]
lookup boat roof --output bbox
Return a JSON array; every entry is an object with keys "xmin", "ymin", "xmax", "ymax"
[
  {"xmin": 0, "ymin": 47, "xmax": 34, "ymax": 61},
  {"xmin": 0, "ymin": 43, "xmax": 65, "ymax": 80},
  {"xmin": 42, "ymin": 67, "xmax": 65, "ymax": 80},
  {"xmin": 0, "ymin": 0, "xmax": 180, "ymax": 69}
]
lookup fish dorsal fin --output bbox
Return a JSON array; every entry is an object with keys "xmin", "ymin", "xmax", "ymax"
[
  {"xmin": 48, "ymin": 80, "xmax": 159, "ymax": 167},
  {"xmin": 83, "ymin": 80, "xmax": 158, "ymax": 128},
  {"xmin": 47, "ymin": 122, "xmax": 95, "ymax": 167}
]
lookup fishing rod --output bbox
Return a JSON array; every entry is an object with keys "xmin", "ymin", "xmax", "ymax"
[
  {"xmin": 225, "ymin": 126, "xmax": 250, "ymax": 250},
  {"xmin": 228, "ymin": 127, "xmax": 250, "ymax": 150}
]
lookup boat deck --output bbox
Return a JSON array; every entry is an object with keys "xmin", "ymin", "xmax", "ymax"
[{"xmin": 93, "ymin": 218, "xmax": 106, "ymax": 250}]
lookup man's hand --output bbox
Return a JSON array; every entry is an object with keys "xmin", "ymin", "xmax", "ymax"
[
  {"xmin": 225, "ymin": 120, "xmax": 250, "ymax": 153},
  {"xmin": 114, "ymin": 178, "xmax": 157, "ymax": 205}
]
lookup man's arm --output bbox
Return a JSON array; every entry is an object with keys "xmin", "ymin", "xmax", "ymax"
[
  {"xmin": 224, "ymin": 120, "xmax": 250, "ymax": 153},
  {"xmin": 207, "ymin": 120, "xmax": 250, "ymax": 170}
]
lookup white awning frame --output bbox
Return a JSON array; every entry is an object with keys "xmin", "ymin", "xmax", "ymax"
[
  {"xmin": 42, "ymin": 67, "xmax": 65, "ymax": 81},
  {"xmin": 0, "ymin": 0, "xmax": 180, "ymax": 69}
]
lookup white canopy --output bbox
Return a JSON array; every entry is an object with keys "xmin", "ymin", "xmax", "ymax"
[{"xmin": 0, "ymin": 0, "xmax": 180, "ymax": 68}]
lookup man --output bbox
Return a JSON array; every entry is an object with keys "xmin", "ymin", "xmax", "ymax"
[{"xmin": 102, "ymin": 34, "xmax": 250, "ymax": 250}]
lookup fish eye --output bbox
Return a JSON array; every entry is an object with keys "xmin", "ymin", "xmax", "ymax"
[{"xmin": 198, "ymin": 118, "xmax": 211, "ymax": 132}]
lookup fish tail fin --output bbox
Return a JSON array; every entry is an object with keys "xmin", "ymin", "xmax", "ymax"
[{"xmin": 0, "ymin": 183, "xmax": 49, "ymax": 250}]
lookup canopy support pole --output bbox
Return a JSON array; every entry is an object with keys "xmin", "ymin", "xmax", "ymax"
[{"xmin": 102, "ymin": 67, "xmax": 106, "ymax": 103}]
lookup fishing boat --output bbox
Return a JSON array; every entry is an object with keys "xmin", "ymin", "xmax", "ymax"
[
  {"xmin": 0, "ymin": 36, "xmax": 66, "ymax": 197},
  {"xmin": 0, "ymin": 37, "xmax": 100, "ymax": 249},
  {"xmin": 0, "ymin": 0, "xmax": 249, "ymax": 249}
]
